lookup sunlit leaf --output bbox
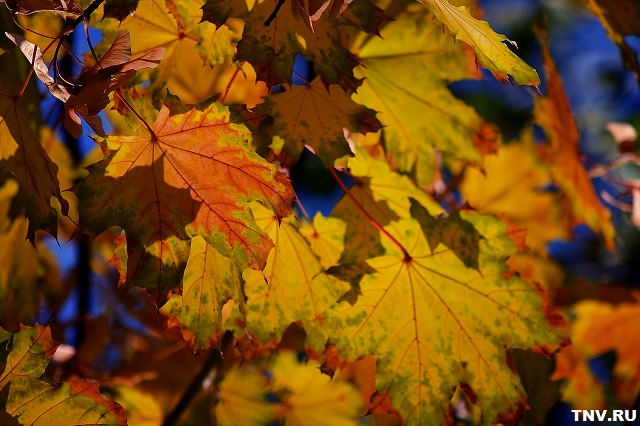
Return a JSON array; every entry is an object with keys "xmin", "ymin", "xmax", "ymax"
[
  {"xmin": 95, "ymin": 0, "xmax": 240, "ymax": 103},
  {"xmin": 0, "ymin": 324, "xmax": 126, "ymax": 425},
  {"xmin": 327, "ymin": 215, "xmax": 563, "ymax": 424},
  {"xmin": 332, "ymin": 149, "xmax": 442, "ymax": 263},
  {"xmin": 418, "ymin": 0, "xmax": 540, "ymax": 86},
  {"xmin": 243, "ymin": 203, "xmax": 349, "ymax": 350},
  {"xmin": 350, "ymin": 8, "xmax": 483, "ymax": 184},
  {"xmin": 299, "ymin": 212, "xmax": 346, "ymax": 269},
  {"xmin": 76, "ymin": 102, "xmax": 294, "ymax": 289},
  {"xmin": 164, "ymin": 236, "xmax": 244, "ymax": 349}
]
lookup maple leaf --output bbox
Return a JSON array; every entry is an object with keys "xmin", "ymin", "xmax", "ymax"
[
  {"xmin": 243, "ymin": 203, "xmax": 349, "ymax": 350},
  {"xmin": 298, "ymin": 212, "xmax": 346, "ymax": 269},
  {"xmin": 332, "ymin": 149, "xmax": 442, "ymax": 263},
  {"xmin": 418, "ymin": 0, "xmax": 539, "ymax": 86},
  {"xmin": 95, "ymin": 0, "xmax": 240, "ymax": 103},
  {"xmin": 326, "ymin": 215, "xmax": 563, "ymax": 424},
  {"xmin": 202, "ymin": 0, "xmax": 385, "ymax": 89},
  {"xmin": 0, "ymin": 324, "xmax": 126, "ymax": 425},
  {"xmin": 534, "ymin": 33, "xmax": 615, "ymax": 247},
  {"xmin": 350, "ymin": 8, "xmax": 483, "ymax": 185},
  {"xmin": 264, "ymin": 77, "xmax": 380, "ymax": 165},
  {"xmin": 584, "ymin": 0, "xmax": 640, "ymax": 83},
  {"xmin": 75, "ymin": 102, "xmax": 294, "ymax": 289},
  {"xmin": 163, "ymin": 236, "xmax": 244, "ymax": 349},
  {"xmin": 0, "ymin": 81, "xmax": 69, "ymax": 240}
]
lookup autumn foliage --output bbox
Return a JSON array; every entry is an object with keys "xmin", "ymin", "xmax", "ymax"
[{"xmin": 1, "ymin": 0, "xmax": 640, "ymax": 424}]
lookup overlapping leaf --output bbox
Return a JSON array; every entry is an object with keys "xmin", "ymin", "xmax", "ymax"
[
  {"xmin": 418, "ymin": 0, "xmax": 539, "ymax": 86},
  {"xmin": 265, "ymin": 77, "xmax": 380, "ymax": 165},
  {"xmin": 0, "ymin": 81, "xmax": 68, "ymax": 240},
  {"xmin": 327, "ymin": 214, "xmax": 563, "ymax": 424},
  {"xmin": 202, "ymin": 0, "xmax": 385, "ymax": 89},
  {"xmin": 332, "ymin": 149, "xmax": 442, "ymax": 263},
  {"xmin": 96, "ymin": 0, "xmax": 240, "ymax": 103},
  {"xmin": 76, "ymin": 102, "xmax": 294, "ymax": 289},
  {"xmin": 0, "ymin": 324, "xmax": 126, "ymax": 425},
  {"xmin": 299, "ymin": 212, "xmax": 346, "ymax": 269},
  {"xmin": 534, "ymin": 36, "xmax": 615, "ymax": 246},
  {"xmin": 350, "ymin": 8, "xmax": 483, "ymax": 184},
  {"xmin": 242, "ymin": 203, "xmax": 349, "ymax": 350},
  {"xmin": 163, "ymin": 236, "xmax": 243, "ymax": 349}
]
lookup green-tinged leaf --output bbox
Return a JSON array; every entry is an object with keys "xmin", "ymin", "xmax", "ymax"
[
  {"xmin": 299, "ymin": 212, "xmax": 346, "ymax": 269},
  {"xmin": 243, "ymin": 203, "xmax": 349, "ymax": 350},
  {"xmin": 0, "ymin": 81, "xmax": 68, "ymax": 240},
  {"xmin": 350, "ymin": 8, "xmax": 483, "ymax": 184},
  {"xmin": 75, "ymin": 102, "xmax": 294, "ymax": 290},
  {"xmin": 326, "ymin": 215, "xmax": 563, "ymax": 425},
  {"xmin": 332, "ymin": 149, "xmax": 442, "ymax": 263},
  {"xmin": 264, "ymin": 77, "xmax": 381, "ymax": 165},
  {"xmin": 0, "ymin": 324, "xmax": 126, "ymax": 425},
  {"xmin": 410, "ymin": 198, "xmax": 482, "ymax": 271},
  {"xmin": 163, "ymin": 236, "xmax": 243, "ymax": 349},
  {"xmin": 418, "ymin": 0, "xmax": 540, "ymax": 86}
]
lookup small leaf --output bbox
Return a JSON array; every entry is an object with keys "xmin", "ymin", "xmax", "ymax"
[
  {"xmin": 215, "ymin": 365, "xmax": 276, "ymax": 425},
  {"xmin": 104, "ymin": 0, "xmax": 139, "ymax": 21},
  {"xmin": 163, "ymin": 236, "xmax": 243, "ymax": 349},
  {"xmin": 299, "ymin": 212, "xmax": 346, "ymax": 269}
]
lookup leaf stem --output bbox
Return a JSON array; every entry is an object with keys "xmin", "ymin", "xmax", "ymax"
[
  {"xmin": 329, "ymin": 167, "xmax": 411, "ymax": 260},
  {"xmin": 114, "ymin": 90, "xmax": 157, "ymax": 139}
]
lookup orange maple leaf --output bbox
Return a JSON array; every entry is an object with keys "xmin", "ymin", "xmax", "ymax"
[{"xmin": 75, "ymin": 102, "xmax": 294, "ymax": 289}]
